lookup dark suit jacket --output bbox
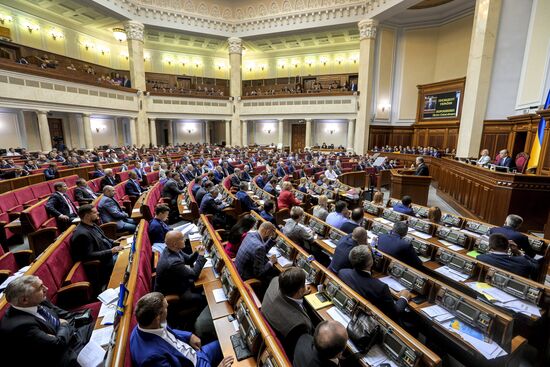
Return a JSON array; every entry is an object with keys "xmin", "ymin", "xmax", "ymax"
[
  {"xmin": 148, "ymin": 218, "xmax": 170, "ymax": 244},
  {"xmin": 162, "ymin": 179, "xmax": 184, "ymax": 205},
  {"xmin": 125, "ymin": 179, "xmax": 143, "ymax": 197},
  {"xmin": 45, "ymin": 192, "xmax": 77, "ymax": 218},
  {"xmin": 338, "ymin": 268, "xmax": 408, "ymax": 320},
  {"xmin": 415, "ymin": 163, "xmax": 430, "ymax": 176},
  {"xmin": 489, "ymin": 226, "xmax": 535, "ymax": 258},
  {"xmin": 328, "ymin": 234, "xmax": 357, "ymax": 273},
  {"xmin": 199, "ymin": 193, "xmax": 224, "ymax": 215},
  {"xmin": 340, "ymin": 221, "xmax": 359, "ymax": 234},
  {"xmin": 195, "ymin": 187, "xmax": 207, "ymax": 205},
  {"xmin": 155, "ymin": 248, "xmax": 204, "ymax": 296},
  {"xmin": 293, "ymin": 334, "xmax": 339, "ymax": 367},
  {"xmin": 236, "ymin": 190, "xmax": 258, "ymax": 212},
  {"xmin": 100, "ymin": 175, "xmax": 117, "ymax": 190},
  {"xmin": 261, "ymin": 277, "xmax": 314, "ymax": 357},
  {"xmin": 0, "ymin": 300, "xmax": 92, "ymax": 367},
  {"xmin": 74, "ymin": 186, "xmax": 97, "ymax": 204},
  {"xmin": 477, "ymin": 252, "xmax": 538, "ymax": 279},
  {"xmin": 44, "ymin": 168, "xmax": 58, "ymax": 180},
  {"xmin": 393, "ymin": 203, "xmax": 415, "ymax": 216},
  {"xmin": 378, "ymin": 233, "xmax": 423, "ymax": 269},
  {"xmin": 498, "ymin": 156, "xmax": 515, "ymax": 169}
]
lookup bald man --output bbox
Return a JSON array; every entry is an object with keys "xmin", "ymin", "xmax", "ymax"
[{"xmin": 293, "ymin": 320, "xmax": 348, "ymax": 367}]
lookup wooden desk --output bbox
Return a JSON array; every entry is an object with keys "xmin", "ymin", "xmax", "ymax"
[
  {"xmin": 390, "ymin": 169, "xmax": 431, "ymax": 206},
  {"xmin": 213, "ymin": 316, "xmax": 256, "ymax": 367},
  {"xmin": 131, "ymin": 192, "xmax": 147, "ymax": 220},
  {"xmin": 204, "ymin": 279, "xmax": 234, "ymax": 319}
]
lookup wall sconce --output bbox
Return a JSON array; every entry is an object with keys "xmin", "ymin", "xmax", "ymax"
[
  {"xmin": 185, "ymin": 127, "xmax": 195, "ymax": 134},
  {"xmin": 195, "ymin": 62, "xmax": 201, "ymax": 68},
  {"xmin": 81, "ymin": 40, "xmax": 94, "ymax": 51},
  {"xmin": 99, "ymin": 46, "xmax": 110, "ymax": 55},
  {"xmin": 265, "ymin": 129, "xmax": 272, "ymax": 134},
  {"xmin": 260, "ymin": 64, "xmax": 265, "ymax": 71},
  {"xmin": 164, "ymin": 57, "xmax": 173, "ymax": 65},
  {"xmin": 320, "ymin": 56, "xmax": 328, "ymax": 66},
  {"xmin": 350, "ymin": 55, "xmax": 358, "ymax": 64},
  {"xmin": 379, "ymin": 101, "xmax": 391, "ymax": 112},
  {"xmin": 325, "ymin": 126, "xmax": 338, "ymax": 135},
  {"xmin": 246, "ymin": 62, "xmax": 255, "ymax": 72},
  {"xmin": 49, "ymin": 29, "xmax": 64, "ymax": 41},
  {"xmin": 144, "ymin": 53, "xmax": 151, "ymax": 62},
  {"xmin": 120, "ymin": 51, "xmax": 129, "ymax": 60},
  {"xmin": 292, "ymin": 61, "xmax": 299, "ymax": 68},
  {"xmin": 24, "ymin": 22, "xmax": 40, "ymax": 33},
  {"xmin": 217, "ymin": 61, "xmax": 225, "ymax": 70},
  {"xmin": 112, "ymin": 27, "xmax": 127, "ymax": 42},
  {"xmin": 278, "ymin": 61, "xmax": 286, "ymax": 69},
  {"xmin": 0, "ymin": 14, "xmax": 13, "ymax": 25},
  {"xmin": 336, "ymin": 57, "xmax": 343, "ymax": 65}
]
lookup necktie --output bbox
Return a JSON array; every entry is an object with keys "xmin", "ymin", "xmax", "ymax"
[
  {"xmin": 86, "ymin": 188, "xmax": 97, "ymax": 199},
  {"xmin": 37, "ymin": 305, "xmax": 60, "ymax": 330},
  {"xmin": 61, "ymin": 193, "xmax": 76, "ymax": 214}
]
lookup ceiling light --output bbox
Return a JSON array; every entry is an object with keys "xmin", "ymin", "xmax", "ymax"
[{"xmin": 112, "ymin": 27, "xmax": 127, "ymax": 42}]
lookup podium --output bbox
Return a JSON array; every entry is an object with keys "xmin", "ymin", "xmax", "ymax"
[{"xmin": 390, "ymin": 169, "xmax": 431, "ymax": 206}]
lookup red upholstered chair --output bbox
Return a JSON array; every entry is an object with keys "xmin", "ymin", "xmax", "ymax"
[
  {"xmin": 0, "ymin": 192, "xmax": 24, "ymax": 220},
  {"xmin": 89, "ymin": 177, "xmax": 103, "ymax": 193},
  {"xmin": 223, "ymin": 177, "xmax": 232, "ymax": 190},
  {"xmin": 515, "ymin": 152, "xmax": 530, "ymax": 173},
  {"xmin": 63, "ymin": 175, "xmax": 79, "ymax": 187},
  {"xmin": 13, "ymin": 187, "xmax": 38, "ymax": 208},
  {"xmin": 0, "ymin": 246, "xmax": 32, "ymax": 282},
  {"xmin": 20, "ymin": 200, "xmax": 59, "ymax": 257},
  {"xmin": 47, "ymin": 178, "xmax": 66, "ymax": 193},
  {"xmin": 493, "ymin": 154, "xmax": 501, "ymax": 165},
  {"xmin": 117, "ymin": 170, "xmax": 130, "ymax": 182},
  {"xmin": 31, "ymin": 182, "xmax": 53, "ymax": 200}
]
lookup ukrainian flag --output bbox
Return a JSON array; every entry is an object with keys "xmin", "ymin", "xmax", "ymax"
[{"xmin": 527, "ymin": 90, "xmax": 550, "ymax": 170}]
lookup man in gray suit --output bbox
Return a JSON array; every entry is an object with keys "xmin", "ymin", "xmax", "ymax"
[
  {"xmin": 98, "ymin": 185, "xmax": 136, "ymax": 233},
  {"xmin": 261, "ymin": 267, "xmax": 314, "ymax": 360}
]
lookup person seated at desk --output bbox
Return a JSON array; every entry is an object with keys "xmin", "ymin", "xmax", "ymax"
[
  {"xmin": 377, "ymin": 221, "xmax": 423, "ymax": 269},
  {"xmin": 155, "ymin": 231, "xmax": 214, "ymax": 340},
  {"xmin": 277, "ymin": 181, "xmax": 302, "ymax": 210},
  {"xmin": 235, "ymin": 222, "xmax": 278, "ymax": 284},
  {"xmin": 414, "ymin": 156, "xmax": 430, "ymax": 176},
  {"xmin": 43, "ymin": 162, "xmax": 58, "ymax": 180},
  {"xmin": 293, "ymin": 320, "xmax": 348, "ymax": 367},
  {"xmin": 263, "ymin": 177, "xmax": 278, "ymax": 196},
  {"xmin": 163, "ymin": 172, "xmax": 186, "ymax": 220},
  {"xmin": 236, "ymin": 182, "xmax": 259, "ymax": 213},
  {"xmin": 100, "ymin": 168, "xmax": 118, "ymax": 190},
  {"xmin": 477, "ymin": 233, "xmax": 539, "ymax": 279},
  {"xmin": 261, "ymin": 267, "xmax": 314, "ymax": 359},
  {"xmin": 195, "ymin": 180, "xmax": 214, "ymax": 206},
  {"xmin": 393, "ymin": 195, "xmax": 415, "ymax": 216},
  {"xmin": 256, "ymin": 171, "xmax": 269, "ymax": 188},
  {"xmin": 324, "ymin": 165, "xmax": 338, "ymax": 181},
  {"xmin": 92, "ymin": 162, "xmax": 105, "ymax": 178},
  {"xmin": 45, "ymin": 182, "xmax": 78, "ymax": 231},
  {"xmin": 125, "ymin": 170, "xmax": 145, "ymax": 197},
  {"xmin": 372, "ymin": 191, "xmax": 385, "ymax": 206},
  {"xmin": 283, "ymin": 206, "xmax": 315, "ymax": 249},
  {"xmin": 191, "ymin": 177, "xmax": 202, "ymax": 197},
  {"xmin": 98, "ymin": 185, "xmax": 137, "ymax": 233},
  {"xmin": 326, "ymin": 201, "xmax": 349, "ymax": 230},
  {"xmin": 328, "ymin": 227, "xmax": 368, "ymax": 273},
  {"xmin": 428, "ymin": 206, "xmax": 442, "ymax": 224},
  {"xmin": 338, "ymin": 245, "xmax": 411, "ymax": 322},
  {"xmin": 229, "ymin": 168, "xmax": 242, "ymax": 189},
  {"xmin": 71, "ymin": 205, "xmax": 124, "ymax": 294},
  {"xmin": 130, "ymin": 292, "xmax": 234, "ymax": 367},
  {"xmin": 149, "ymin": 204, "xmax": 171, "ymax": 244},
  {"xmin": 224, "ymin": 214, "xmax": 257, "ymax": 258},
  {"xmin": 489, "ymin": 214, "xmax": 535, "ymax": 258},
  {"xmin": 0, "ymin": 275, "xmax": 94, "ymax": 367},
  {"xmin": 241, "ymin": 166, "xmax": 253, "ymax": 181},
  {"xmin": 496, "ymin": 149, "xmax": 515, "ymax": 170},
  {"xmin": 260, "ymin": 200, "xmax": 277, "ymax": 227},
  {"xmin": 74, "ymin": 178, "xmax": 98, "ymax": 205},
  {"xmin": 312, "ymin": 195, "xmax": 330, "ymax": 221},
  {"xmin": 477, "ymin": 149, "xmax": 491, "ymax": 166},
  {"xmin": 297, "ymin": 177, "xmax": 309, "ymax": 193},
  {"xmin": 341, "ymin": 207, "xmax": 367, "ymax": 234}
]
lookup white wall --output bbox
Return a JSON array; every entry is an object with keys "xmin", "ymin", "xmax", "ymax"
[
  {"xmin": 174, "ymin": 121, "xmax": 205, "ymax": 144},
  {"xmin": 0, "ymin": 112, "xmax": 22, "ymax": 149},
  {"xmin": 311, "ymin": 120, "xmax": 347, "ymax": 147},
  {"xmin": 90, "ymin": 117, "xmax": 118, "ymax": 147},
  {"xmin": 253, "ymin": 121, "xmax": 279, "ymax": 146}
]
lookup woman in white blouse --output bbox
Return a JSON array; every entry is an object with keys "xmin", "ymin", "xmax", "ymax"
[{"xmin": 477, "ymin": 149, "xmax": 491, "ymax": 166}]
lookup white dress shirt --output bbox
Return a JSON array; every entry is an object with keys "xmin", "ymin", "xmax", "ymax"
[
  {"xmin": 324, "ymin": 169, "xmax": 338, "ymax": 181},
  {"xmin": 138, "ymin": 326, "xmax": 197, "ymax": 365},
  {"xmin": 11, "ymin": 305, "xmax": 46, "ymax": 321},
  {"xmin": 477, "ymin": 155, "xmax": 491, "ymax": 165}
]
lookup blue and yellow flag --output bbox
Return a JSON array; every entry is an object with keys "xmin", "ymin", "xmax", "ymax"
[
  {"xmin": 527, "ymin": 90, "xmax": 550, "ymax": 170},
  {"xmin": 116, "ymin": 282, "xmax": 128, "ymax": 316}
]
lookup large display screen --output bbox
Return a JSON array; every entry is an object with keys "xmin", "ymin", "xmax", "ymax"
[{"xmin": 422, "ymin": 91, "xmax": 461, "ymax": 119}]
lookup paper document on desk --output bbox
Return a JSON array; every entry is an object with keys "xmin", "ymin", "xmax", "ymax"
[
  {"xmin": 481, "ymin": 286, "xmax": 517, "ymax": 303},
  {"xmin": 101, "ymin": 308, "xmax": 116, "ymax": 325},
  {"xmin": 98, "ymin": 303, "xmax": 116, "ymax": 317},
  {"xmin": 421, "ymin": 304, "xmax": 451, "ymax": 318},
  {"xmin": 77, "ymin": 340, "xmax": 106, "ymax": 367},
  {"xmin": 98, "ymin": 288, "xmax": 118, "ymax": 305},
  {"xmin": 212, "ymin": 288, "xmax": 228, "ymax": 303},
  {"xmin": 413, "ymin": 231, "xmax": 432, "ymax": 239},
  {"xmin": 322, "ymin": 239, "xmax": 337, "ymax": 248},
  {"xmin": 438, "ymin": 239, "xmax": 454, "ymax": 247},
  {"xmin": 495, "ymin": 299, "xmax": 541, "ymax": 317},
  {"xmin": 435, "ymin": 266, "xmax": 469, "ymax": 282},
  {"xmin": 90, "ymin": 325, "xmax": 113, "ymax": 347},
  {"xmin": 374, "ymin": 217, "xmax": 393, "ymax": 225},
  {"xmin": 378, "ymin": 276, "xmax": 407, "ymax": 292},
  {"xmin": 277, "ymin": 256, "xmax": 293, "ymax": 267},
  {"xmin": 326, "ymin": 306, "xmax": 351, "ymax": 327},
  {"xmin": 460, "ymin": 229, "xmax": 482, "ymax": 238},
  {"xmin": 188, "ymin": 233, "xmax": 202, "ymax": 242},
  {"xmin": 203, "ymin": 259, "xmax": 213, "ymax": 268},
  {"xmin": 362, "ymin": 345, "xmax": 399, "ymax": 367},
  {"xmin": 443, "ymin": 319, "xmax": 507, "ymax": 359},
  {"xmin": 16, "ymin": 265, "xmax": 31, "ymax": 274},
  {"xmin": 448, "ymin": 245, "xmax": 464, "ymax": 251}
]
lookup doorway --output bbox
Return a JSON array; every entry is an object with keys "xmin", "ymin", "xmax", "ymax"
[
  {"xmin": 163, "ymin": 129, "xmax": 169, "ymax": 146},
  {"xmin": 48, "ymin": 118, "xmax": 65, "ymax": 150},
  {"xmin": 291, "ymin": 124, "xmax": 306, "ymax": 151}
]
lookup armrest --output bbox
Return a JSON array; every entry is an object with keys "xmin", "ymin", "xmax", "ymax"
[
  {"xmin": 8, "ymin": 212, "xmax": 21, "ymax": 221},
  {"xmin": 244, "ymin": 278, "xmax": 262, "ymax": 287},
  {"xmin": 12, "ymin": 249, "xmax": 33, "ymax": 267},
  {"xmin": 165, "ymin": 294, "xmax": 180, "ymax": 304},
  {"xmin": 56, "ymin": 281, "xmax": 92, "ymax": 309},
  {"xmin": 0, "ymin": 269, "xmax": 12, "ymax": 284}
]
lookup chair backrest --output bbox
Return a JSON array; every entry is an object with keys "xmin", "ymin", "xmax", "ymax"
[
  {"xmin": 515, "ymin": 152, "xmax": 530, "ymax": 173},
  {"xmin": 0, "ymin": 192, "xmax": 22, "ymax": 213},
  {"xmin": 63, "ymin": 175, "xmax": 79, "ymax": 187},
  {"xmin": 493, "ymin": 153, "xmax": 501, "ymax": 165},
  {"xmin": 31, "ymin": 182, "xmax": 52, "ymax": 199},
  {"xmin": 13, "ymin": 187, "xmax": 36, "ymax": 206}
]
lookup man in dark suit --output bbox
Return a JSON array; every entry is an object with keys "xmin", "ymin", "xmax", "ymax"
[
  {"xmin": 43, "ymin": 162, "xmax": 58, "ymax": 180},
  {"xmin": 393, "ymin": 195, "xmax": 415, "ymax": 216},
  {"xmin": 70, "ymin": 205, "xmax": 124, "ymax": 293},
  {"xmin": 130, "ymin": 292, "xmax": 233, "ymax": 367},
  {"xmin": 74, "ymin": 178, "xmax": 97, "ymax": 205},
  {"xmin": 414, "ymin": 156, "xmax": 430, "ymax": 176},
  {"xmin": 497, "ymin": 149, "xmax": 515, "ymax": 169},
  {"xmin": 236, "ymin": 182, "xmax": 259, "ymax": 213},
  {"xmin": 293, "ymin": 321, "xmax": 348, "ymax": 367},
  {"xmin": 234, "ymin": 222, "xmax": 277, "ymax": 282},
  {"xmin": 377, "ymin": 221, "xmax": 423, "ymax": 269},
  {"xmin": 191, "ymin": 177, "xmax": 202, "ymax": 197},
  {"xmin": 98, "ymin": 185, "xmax": 136, "ymax": 233},
  {"xmin": 489, "ymin": 214, "xmax": 535, "ymax": 258},
  {"xmin": 125, "ymin": 171, "xmax": 144, "ymax": 197},
  {"xmin": 340, "ymin": 208, "xmax": 367, "ymax": 234},
  {"xmin": 45, "ymin": 182, "xmax": 78, "ymax": 231},
  {"xmin": 162, "ymin": 172, "xmax": 185, "ymax": 209},
  {"xmin": 263, "ymin": 178, "xmax": 278, "ymax": 196},
  {"xmin": 338, "ymin": 245, "xmax": 411, "ymax": 321},
  {"xmin": 0, "ymin": 275, "xmax": 94, "ymax": 367},
  {"xmin": 256, "ymin": 171, "xmax": 268, "ymax": 188},
  {"xmin": 148, "ymin": 204, "xmax": 171, "ymax": 244},
  {"xmin": 477, "ymin": 234, "xmax": 539, "ymax": 279},
  {"xmin": 229, "ymin": 168, "xmax": 242, "ymax": 189},
  {"xmin": 212, "ymin": 166, "xmax": 225, "ymax": 184},
  {"xmin": 100, "ymin": 168, "xmax": 118, "ymax": 190},
  {"xmin": 276, "ymin": 162, "xmax": 287, "ymax": 177},
  {"xmin": 195, "ymin": 181, "xmax": 213, "ymax": 206},
  {"xmin": 328, "ymin": 227, "xmax": 368, "ymax": 273},
  {"xmin": 199, "ymin": 186, "xmax": 226, "ymax": 216},
  {"xmin": 261, "ymin": 267, "xmax": 314, "ymax": 358}
]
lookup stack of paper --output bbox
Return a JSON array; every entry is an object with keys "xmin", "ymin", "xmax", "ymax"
[
  {"xmin": 188, "ymin": 233, "xmax": 202, "ymax": 242},
  {"xmin": 374, "ymin": 217, "xmax": 392, "ymax": 225},
  {"xmin": 434, "ymin": 266, "xmax": 470, "ymax": 282},
  {"xmin": 442, "ymin": 319, "xmax": 507, "ymax": 360},
  {"xmin": 212, "ymin": 288, "xmax": 228, "ymax": 303},
  {"xmin": 77, "ymin": 340, "xmax": 107, "ymax": 367},
  {"xmin": 90, "ymin": 325, "xmax": 114, "ymax": 347},
  {"xmin": 98, "ymin": 288, "xmax": 118, "ymax": 305},
  {"xmin": 438, "ymin": 239, "xmax": 454, "ymax": 247},
  {"xmin": 326, "ymin": 306, "xmax": 351, "ymax": 327},
  {"xmin": 203, "ymin": 259, "xmax": 213, "ymax": 268},
  {"xmin": 362, "ymin": 345, "xmax": 399, "ymax": 367},
  {"xmin": 323, "ymin": 239, "xmax": 337, "ymax": 248},
  {"xmin": 460, "ymin": 229, "xmax": 482, "ymax": 238},
  {"xmin": 421, "ymin": 304, "xmax": 454, "ymax": 322},
  {"xmin": 378, "ymin": 276, "xmax": 407, "ymax": 292},
  {"xmin": 466, "ymin": 282, "xmax": 541, "ymax": 317},
  {"xmin": 152, "ymin": 242, "xmax": 167, "ymax": 253},
  {"xmin": 413, "ymin": 232, "xmax": 433, "ymax": 239}
]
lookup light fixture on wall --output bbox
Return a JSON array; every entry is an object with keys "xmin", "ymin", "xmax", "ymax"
[
  {"xmin": 379, "ymin": 101, "xmax": 391, "ymax": 112},
  {"xmin": 246, "ymin": 62, "xmax": 255, "ymax": 72},
  {"xmin": 49, "ymin": 29, "xmax": 64, "ymax": 41},
  {"xmin": 164, "ymin": 56, "xmax": 173, "ymax": 65},
  {"xmin": 81, "ymin": 40, "xmax": 94, "ymax": 51},
  {"xmin": 0, "ymin": 14, "xmax": 13, "ymax": 25},
  {"xmin": 120, "ymin": 51, "xmax": 129, "ymax": 60},
  {"xmin": 143, "ymin": 53, "xmax": 151, "ymax": 62},
  {"xmin": 350, "ymin": 55, "xmax": 358, "ymax": 64},
  {"xmin": 186, "ymin": 127, "xmax": 195, "ymax": 134},
  {"xmin": 260, "ymin": 64, "xmax": 265, "ymax": 71},
  {"xmin": 325, "ymin": 125, "xmax": 338, "ymax": 135},
  {"xmin": 112, "ymin": 27, "xmax": 127, "ymax": 42},
  {"xmin": 217, "ymin": 61, "xmax": 225, "ymax": 70},
  {"xmin": 336, "ymin": 57, "xmax": 343, "ymax": 65},
  {"xmin": 23, "ymin": 21, "xmax": 39, "ymax": 33},
  {"xmin": 278, "ymin": 60, "xmax": 286, "ymax": 70},
  {"xmin": 265, "ymin": 129, "xmax": 272, "ymax": 134},
  {"xmin": 320, "ymin": 56, "xmax": 328, "ymax": 66},
  {"xmin": 292, "ymin": 60, "xmax": 299, "ymax": 68},
  {"xmin": 98, "ymin": 46, "xmax": 110, "ymax": 55}
]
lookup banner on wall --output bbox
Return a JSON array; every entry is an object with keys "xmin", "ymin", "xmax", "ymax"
[{"xmin": 422, "ymin": 91, "xmax": 461, "ymax": 119}]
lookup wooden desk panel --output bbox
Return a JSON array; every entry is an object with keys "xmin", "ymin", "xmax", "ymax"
[
  {"xmin": 213, "ymin": 316, "xmax": 256, "ymax": 367},
  {"xmin": 204, "ymin": 280, "xmax": 234, "ymax": 319}
]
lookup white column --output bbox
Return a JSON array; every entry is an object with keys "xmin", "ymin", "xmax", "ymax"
[
  {"xmin": 305, "ymin": 118, "xmax": 312, "ymax": 148},
  {"xmin": 225, "ymin": 119, "xmax": 231, "ymax": 146},
  {"xmin": 149, "ymin": 118, "xmax": 157, "ymax": 146},
  {"xmin": 36, "ymin": 110, "xmax": 52, "ymax": 152},
  {"xmin": 354, "ymin": 19, "xmax": 378, "ymax": 154},
  {"xmin": 278, "ymin": 119, "xmax": 284, "ymax": 149},
  {"xmin": 124, "ymin": 21, "xmax": 148, "ymax": 146},
  {"xmin": 205, "ymin": 121, "xmax": 211, "ymax": 144},
  {"xmin": 347, "ymin": 119, "xmax": 355, "ymax": 151},
  {"xmin": 129, "ymin": 117, "xmax": 137, "ymax": 146},
  {"xmin": 456, "ymin": 0, "xmax": 502, "ymax": 158},
  {"xmin": 167, "ymin": 120, "xmax": 174, "ymax": 145},
  {"xmin": 61, "ymin": 117, "xmax": 72, "ymax": 149},
  {"xmin": 242, "ymin": 120, "xmax": 248, "ymax": 146},
  {"xmin": 82, "ymin": 113, "xmax": 93, "ymax": 150},
  {"xmin": 229, "ymin": 37, "xmax": 242, "ymax": 146}
]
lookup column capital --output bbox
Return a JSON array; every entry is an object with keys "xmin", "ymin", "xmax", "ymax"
[
  {"xmin": 36, "ymin": 110, "xmax": 49, "ymax": 115},
  {"xmin": 358, "ymin": 19, "xmax": 378, "ymax": 40},
  {"xmin": 82, "ymin": 113, "xmax": 91, "ymax": 118},
  {"xmin": 124, "ymin": 20, "xmax": 144, "ymax": 42},
  {"xmin": 228, "ymin": 37, "xmax": 243, "ymax": 54},
  {"xmin": 149, "ymin": 118, "xmax": 156, "ymax": 122},
  {"xmin": 305, "ymin": 118, "xmax": 312, "ymax": 122},
  {"xmin": 278, "ymin": 118, "xmax": 284, "ymax": 123}
]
